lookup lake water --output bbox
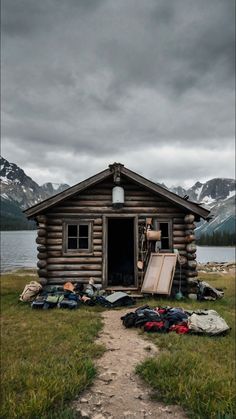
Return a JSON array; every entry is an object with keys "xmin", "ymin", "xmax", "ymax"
[{"xmin": 0, "ymin": 231, "xmax": 235, "ymax": 273}]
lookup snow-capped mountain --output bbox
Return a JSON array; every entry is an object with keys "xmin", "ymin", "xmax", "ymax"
[
  {"xmin": 1, "ymin": 155, "xmax": 235, "ymax": 235},
  {"xmin": 170, "ymin": 178, "xmax": 236, "ymax": 236},
  {"xmin": 0, "ymin": 156, "xmax": 70, "ymax": 229}
]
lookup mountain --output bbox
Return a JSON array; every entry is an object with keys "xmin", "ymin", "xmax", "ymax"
[
  {"xmin": 0, "ymin": 156, "xmax": 70, "ymax": 230},
  {"xmin": 1, "ymin": 156, "xmax": 235, "ymax": 236},
  {"xmin": 170, "ymin": 178, "xmax": 236, "ymax": 237}
]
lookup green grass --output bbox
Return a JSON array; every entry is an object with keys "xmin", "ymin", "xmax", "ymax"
[
  {"xmin": 136, "ymin": 273, "xmax": 236, "ymax": 419},
  {"xmin": 0, "ymin": 272, "xmax": 104, "ymax": 419}
]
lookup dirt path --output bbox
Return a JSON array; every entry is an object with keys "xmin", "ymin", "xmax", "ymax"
[{"xmin": 73, "ymin": 308, "xmax": 187, "ymax": 419}]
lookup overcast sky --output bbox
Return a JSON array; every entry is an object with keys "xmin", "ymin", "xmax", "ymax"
[{"xmin": 2, "ymin": 0, "xmax": 235, "ymax": 188}]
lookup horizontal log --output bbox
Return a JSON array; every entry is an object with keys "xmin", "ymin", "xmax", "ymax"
[
  {"xmin": 184, "ymin": 214, "xmax": 195, "ymax": 224},
  {"xmin": 36, "ymin": 237, "xmax": 46, "ymax": 245},
  {"xmin": 47, "ymin": 271, "xmax": 102, "ymax": 277},
  {"xmin": 47, "ymin": 225, "xmax": 62, "ymax": 232},
  {"xmin": 186, "ymin": 243, "xmax": 197, "ymax": 253},
  {"xmin": 37, "ymin": 268, "xmax": 48, "ymax": 277},
  {"xmin": 173, "ymin": 218, "xmax": 185, "ymax": 224},
  {"xmin": 37, "ymin": 245, "xmax": 47, "ymax": 252},
  {"xmin": 37, "ymin": 252, "xmax": 47, "ymax": 260},
  {"xmin": 36, "ymin": 215, "xmax": 47, "ymax": 223},
  {"xmin": 93, "ymin": 239, "xmax": 102, "ymax": 245},
  {"xmin": 93, "ymin": 251, "xmax": 102, "ymax": 257},
  {"xmin": 38, "ymin": 223, "xmax": 47, "ymax": 229},
  {"xmin": 185, "ymin": 270, "xmax": 198, "ymax": 277},
  {"xmin": 173, "ymin": 224, "xmax": 186, "ymax": 230},
  {"xmin": 47, "ymin": 251, "xmax": 62, "ymax": 257},
  {"xmin": 46, "ymin": 218, "xmax": 63, "ymax": 225},
  {"xmin": 47, "ymin": 278, "xmax": 102, "ymax": 285},
  {"xmin": 173, "ymin": 230, "xmax": 186, "ymax": 237},
  {"xmin": 93, "ymin": 225, "xmax": 102, "ymax": 232},
  {"xmin": 47, "ymin": 264, "xmax": 102, "ymax": 271},
  {"xmin": 47, "ymin": 257, "xmax": 102, "ymax": 264},
  {"xmin": 173, "ymin": 237, "xmax": 186, "ymax": 244},
  {"xmin": 187, "ymin": 253, "xmax": 196, "ymax": 260},
  {"xmin": 93, "ymin": 245, "xmax": 102, "ymax": 251},
  {"xmin": 37, "ymin": 260, "xmax": 47, "ymax": 269},
  {"xmin": 173, "ymin": 244, "xmax": 186, "ymax": 250},
  {"xmin": 47, "ymin": 239, "xmax": 62, "ymax": 245},
  {"xmin": 187, "ymin": 260, "xmax": 197, "ymax": 269},
  {"xmin": 47, "ymin": 232, "xmax": 62, "ymax": 239},
  {"xmin": 185, "ymin": 235, "xmax": 196, "ymax": 243},
  {"xmin": 47, "ymin": 245, "xmax": 62, "ymax": 251},
  {"xmin": 93, "ymin": 232, "xmax": 102, "ymax": 238},
  {"xmin": 50, "ymin": 206, "xmax": 184, "ymax": 214},
  {"xmin": 37, "ymin": 229, "xmax": 46, "ymax": 237},
  {"xmin": 185, "ymin": 223, "xmax": 196, "ymax": 230}
]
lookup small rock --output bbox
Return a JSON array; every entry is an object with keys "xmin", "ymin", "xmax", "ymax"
[
  {"xmin": 92, "ymin": 414, "xmax": 106, "ymax": 419},
  {"xmin": 78, "ymin": 410, "xmax": 90, "ymax": 418},
  {"xmin": 99, "ymin": 373, "xmax": 113, "ymax": 383},
  {"xmin": 80, "ymin": 398, "xmax": 89, "ymax": 403}
]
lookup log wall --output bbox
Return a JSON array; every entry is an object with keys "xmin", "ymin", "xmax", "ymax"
[{"xmin": 36, "ymin": 177, "xmax": 197, "ymax": 292}]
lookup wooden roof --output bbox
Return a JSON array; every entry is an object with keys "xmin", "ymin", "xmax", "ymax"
[{"xmin": 24, "ymin": 163, "xmax": 211, "ymax": 219}]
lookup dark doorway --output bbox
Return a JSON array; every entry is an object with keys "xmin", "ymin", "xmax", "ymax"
[{"xmin": 107, "ymin": 218, "xmax": 135, "ymax": 287}]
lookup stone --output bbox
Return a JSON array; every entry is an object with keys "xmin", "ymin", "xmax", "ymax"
[
  {"xmin": 92, "ymin": 414, "xmax": 106, "ymax": 419},
  {"xmin": 80, "ymin": 398, "xmax": 89, "ymax": 403},
  {"xmin": 78, "ymin": 410, "xmax": 90, "ymax": 418}
]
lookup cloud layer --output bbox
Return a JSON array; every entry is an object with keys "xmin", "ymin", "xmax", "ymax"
[{"xmin": 2, "ymin": 0, "xmax": 235, "ymax": 187}]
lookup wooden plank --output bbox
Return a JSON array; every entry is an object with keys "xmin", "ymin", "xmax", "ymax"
[
  {"xmin": 47, "ymin": 257, "xmax": 102, "ymax": 264},
  {"xmin": 47, "ymin": 271, "xmax": 102, "ymax": 277},
  {"xmin": 47, "ymin": 264, "xmax": 102, "ymax": 271},
  {"xmin": 141, "ymin": 253, "xmax": 177, "ymax": 295}
]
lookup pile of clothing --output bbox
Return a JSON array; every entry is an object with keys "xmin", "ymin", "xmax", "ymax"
[
  {"xmin": 19, "ymin": 280, "xmax": 135, "ymax": 310},
  {"xmin": 121, "ymin": 305, "xmax": 230, "ymax": 336}
]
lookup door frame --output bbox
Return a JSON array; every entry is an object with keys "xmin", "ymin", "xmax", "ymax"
[{"xmin": 102, "ymin": 214, "xmax": 138, "ymax": 288}]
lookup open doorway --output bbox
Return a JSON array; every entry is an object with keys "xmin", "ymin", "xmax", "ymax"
[{"xmin": 107, "ymin": 218, "xmax": 135, "ymax": 287}]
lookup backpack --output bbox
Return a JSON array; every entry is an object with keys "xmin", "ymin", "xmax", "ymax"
[
  {"xmin": 19, "ymin": 281, "xmax": 42, "ymax": 302},
  {"xmin": 121, "ymin": 312, "xmax": 137, "ymax": 328}
]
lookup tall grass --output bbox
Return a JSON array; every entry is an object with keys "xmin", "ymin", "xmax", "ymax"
[
  {"xmin": 0, "ymin": 273, "xmax": 104, "ymax": 419},
  {"xmin": 136, "ymin": 274, "xmax": 236, "ymax": 419}
]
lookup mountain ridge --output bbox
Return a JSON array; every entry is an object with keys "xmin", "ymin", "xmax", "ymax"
[{"xmin": 1, "ymin": 156, "xmax": 235, "ymax": 235}]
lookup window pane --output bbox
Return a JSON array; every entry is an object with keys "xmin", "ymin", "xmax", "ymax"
[
  {"xmin": 161, "ymin": 238, "xmax": 169, "ymax": 249},
  {"xmin": 68, "ymin": 238, "xmax": 78, "ymax": 249},
  {"xmin": 68, "ymin": 225, "xmax": 78, "ymax": 237},
  {"xmin": 79, "ymin": 224, "xmax": 88, "ymax": 237},
  {"xmin": 79, "ymin": 238, "xmax": 89, "ymax": 249},
  {"xmin": 160, "ymin": 223, "xmax": 169, "ymax": 236}
]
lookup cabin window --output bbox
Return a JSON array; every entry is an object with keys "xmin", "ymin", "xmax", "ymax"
[
  {"xmin": 153, "ymin": 219, "xmax": 172, "ymax": 251},
  {"xmin": 64, "ymin": 221, "xmax": 92, "ymax": 253}
]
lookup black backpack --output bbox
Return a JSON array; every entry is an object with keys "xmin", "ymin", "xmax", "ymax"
[{"xmin": 121, "ymin": 312, "xmax": 137, "ymax": 328}]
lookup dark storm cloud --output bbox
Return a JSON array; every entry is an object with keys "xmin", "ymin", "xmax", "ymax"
[{"xmin": 2, "ymin": 0, "xmax": 235, "ymax": 186}]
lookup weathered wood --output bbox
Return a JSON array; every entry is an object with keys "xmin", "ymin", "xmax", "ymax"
[
  {"xmin": 37, "ymin": 245, "xmax": 47, "ymax": 252},
  {"xmin": 173, "ymin": 237, "xmax": 186, "ymax": 244},
  {"xmin": 47, "ymin": 225, "xmax": 62, "ymax": 232},
  {"xmin": 93, "ymin": 245, "xmax": 102, "ymax": 251},
  {"xmin": 93, "ymin": 225, "xmax": 102, "ymax": 232},
  {"xmin": 36, "ymin": 237, "xmax": 47, "ymax": 245},
  {"xmin": 47, "ymin": 239, "xmax": 62, "ymax": 245},
  {"xmin": 186, "ymin": 243, "xmax": 197, "ymax": 253},
  {"xmin": 187, "ymin": 260, "xmax": 197, "ymax": 269},
  {"xmin": 184, "ymin": 214, "xmax": 195, "ymax": 223},
  {"xmin": 173, "ymin": 230, "xmax": 186, "ymax": 237},
  {"xmin": 47, "ymin": 271, "xmax": 102, "ymax": 277},
  {"xmin": 37, "ymin": 260, "xmax": 47, "ymax": 269},
  {"xmin": 47, "ymin": 264, "xmax": 102, "ymax": 271},
  {"xmin": 47, "ymin": 245, "xmax": 62, "ymax": 251},
  {"xmin": 37, "ymin": 268, "xmax": 48, "ymax": 277},
  {"xmin": 173, "ymin": 224, "xmax": 186, "ymax": 230},
  {"xmin": 47, "ymin": 257, "xmax": 102, "ymax": 264},
  {"xmin": 173, "ymin": 218, "xmax": 185, "ymax": 224},
  {"xmin": 187, "ymin": 253, "xmax": 196, "ymax": 260},
  {"xmin": 185, "ymin": 223, "xmax": 196, "ymax": 230},
  {"xmin": 93, "ymin": 239, "xmax": 102, "ymax": 245},
  {"xmin": 46, "ymin": 278, "xmax": 102, "ymax": 284},
  {"xmin": 185, "ymin": 270, "xmax": 198, "ymax": 277},
  {"xmin": 36, "ymin": 215, "xmax": 47, "ymax": 223},
  {"xmin": 185, "ymin": 235, "xmax": 196, "ymax": 243},
  {"xmin": 50, "ymin": 206, "xmax": 184, "ymax": 214},
  {"xmin": 93, "ymin": 232, "xmax": 102, "ymax": 238},
  {"xmin": 37, "ymin": 229, "xmax": 46, "ymax": 237},
  {"xmin": 47, "ymin": 232, "xmax": 62, "ymax": 239},
  {"xmin": 173, "ymin": 244, "xmax": 186, "ymax": 250},
  {"xmin": 93, "ymin": 251, "xmax": 102, "ymax": 257},
  {"xmin": 37, "ymin": 252, "xmax": 47, "ymax": 260},
  {"xmin": 46, "ymin": 218, "xmax": 63, "ymax": 225}
]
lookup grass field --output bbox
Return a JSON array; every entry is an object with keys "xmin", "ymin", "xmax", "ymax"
[
  {"xmin": 0, "ymin": 271, "xmax": 104, "ymax": 419},
  {"xmin": 136, "ymin": 273, "xmax": 236, "ymax": 419},
  {"xmin": 1, "ymin": 270, "xmax": 235, "ymax": 418}
]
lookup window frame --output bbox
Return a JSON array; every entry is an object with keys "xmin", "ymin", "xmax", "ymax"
[
  {"xmin": 63, "ymin": 219, "xmax": 93, "ymax": 255},
  {"xmin": 153, "ymin": 219, "xmax": 173, "ymax": 252}
]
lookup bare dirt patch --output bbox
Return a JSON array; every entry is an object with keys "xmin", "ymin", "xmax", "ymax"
[{"xmin": 73, "ymin": 308, "xmax": 187, "ymax": 419}]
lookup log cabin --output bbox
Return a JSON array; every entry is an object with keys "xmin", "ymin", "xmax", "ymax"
[{"xmin": 24, "ymin": 163, "xmax": 210, "ymax": 295}]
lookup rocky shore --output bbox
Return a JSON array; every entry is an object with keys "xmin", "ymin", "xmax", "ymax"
[{"xmin": 197, "ymin": 261, "xmax": 235, "ymax": 274}]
